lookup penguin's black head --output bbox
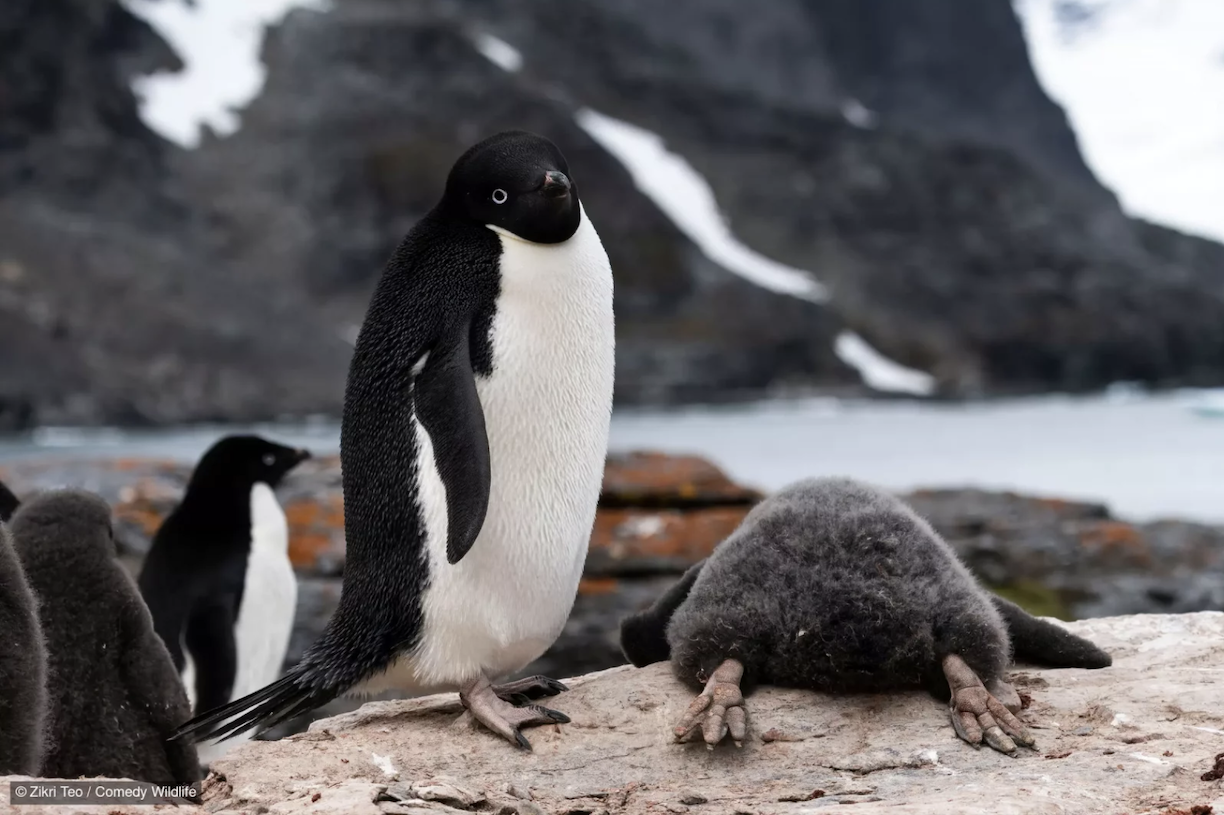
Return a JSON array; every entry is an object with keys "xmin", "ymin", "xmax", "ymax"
[
  {"xmin": 442, "ymin": 130, "xmax": 581, "ymax": 244},
  {"xmin": 191, "ymin": 435, "xmax": 312, "ymax": 491}
]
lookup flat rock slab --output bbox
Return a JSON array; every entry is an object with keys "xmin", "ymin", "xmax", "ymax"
[{"xmin": 9, "ymin": 613, "xmax": 1219, "ymax": 815}]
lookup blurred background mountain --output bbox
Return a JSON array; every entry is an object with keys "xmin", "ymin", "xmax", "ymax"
[{"xmin": 2, "ymin": 0, "xmax": 1222, "ymax": 431}]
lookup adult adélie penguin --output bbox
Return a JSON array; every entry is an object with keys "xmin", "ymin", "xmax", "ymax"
[{"xmin": 172, "ymin": 130, "xmax": 616, "ymax": 750}]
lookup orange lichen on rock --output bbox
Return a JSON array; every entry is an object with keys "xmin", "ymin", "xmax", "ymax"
[
  {"xmin": 107, "ymin": 457, "xmax": 183, "ymax": 473},
  {"xmin": 1034, "ymin": 497, "xmax": 1074, "ymax": 512},
  {"xmin": 112, "ymin": 477, "xmax": 181, "ymax": 538},
  {"xmin": 578, "ymin": 577, "xmax": 620, "ymax": 596},
  {"xmin": 286, "ymin": 494, "xmax": 346, "ymax": 572},
  {"xmin": 601, "ymin": 451, "xmax": 762, "ymax": 505},
  {"xmin": 587, "ymin": 507, "xmax": 749, "ymax": 572},
  {"xmin": 114, "ymin": 500, "xmax": 170, "ymax": 538},
  {"xmin": 1077, "ymin": 521, "xmax": 1152, "ymax": 566}
]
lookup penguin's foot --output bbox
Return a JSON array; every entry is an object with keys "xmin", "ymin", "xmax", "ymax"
[
  {"xmin": 985, "ymin": 676, "xmax": 1024, "ymax": 715},
  {"xmin": 492, "ymin": 675, "xmax": 569, "ymax": 705},
  {"xmin": 942, "ymin": 654, "xmax": 1035, "ymax": 754},
  {"xmin": 459, "ymin": 675, "xmax": 570, "ymax": 751},
  {"xmin": 673, "ymin": 658, "xmax": 747, "ymax": 749}
]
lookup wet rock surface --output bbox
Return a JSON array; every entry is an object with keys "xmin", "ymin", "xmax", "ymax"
[{"xmin": 5, "ymin": 612, "xmax": 1224, "ymax": 815}]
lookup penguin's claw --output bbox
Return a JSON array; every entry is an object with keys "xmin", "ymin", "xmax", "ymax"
[
  {"xmin": 672, "ymin": 658, "xmax": 747, "ymax": 749},
  {"xmin": 492, "ymin": 675, "xmax": 569, "ymax": 701},
  {"xmin": 460, "ymin": 676, "xmax": 570, "ymax": 751},
  {"xmin": 942, "ymin": 654, "xmax": 1035, "ymax": 755}
]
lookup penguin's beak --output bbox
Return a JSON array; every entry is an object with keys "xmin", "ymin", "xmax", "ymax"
[
  {"xmin": 294, "ymin": 448, "xmax": 312, "ymax": 463},
  {"xmin": 540, "ymin": 170, "xmax": 571, "ymax": 199}
]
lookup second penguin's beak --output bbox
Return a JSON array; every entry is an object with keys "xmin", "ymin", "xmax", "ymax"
[
  {"xmin": 294, "ymin": 448, "xmax": 312, "ymax": 463},
  {"xmin": 540, "ymin": 170, "xmax": 571, "ymax": 199}
]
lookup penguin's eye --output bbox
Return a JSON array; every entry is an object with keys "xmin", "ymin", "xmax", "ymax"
[
  {"xmin": 262, "ymin": 453, "xmax": 276, "ymax": 466},
  {"xmin": 491, "ymin": 189, "xmax": 508, "ymax": 205}
]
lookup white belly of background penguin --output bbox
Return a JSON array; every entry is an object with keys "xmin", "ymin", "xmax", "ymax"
[
  {"xmin": 232, "ymin": 483, "xmax": 299, "ymax": 699},
  {"xmin": 173, "ymin": 130, "xmax": 616, "ymax": 752}
]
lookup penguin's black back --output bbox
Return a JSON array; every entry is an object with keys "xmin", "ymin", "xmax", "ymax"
[
  {"xmin": 139, "ymin": 506, "xmax": 248, "ymax": 671},
  {"xmin": 138, "ymin": 434, "xmax": 307, "ymax": 712},
  {"xmin": 12, "ymin": 490, "xmax": 202, "ymax": 788},
  {"xmin": 170, "ymin": 208, "xmax": 505, "ymax": 746},
  {"xmin": 0, "ymin": 521, "xmax": 47, "ymax": 775},
  {"xmin": 318, "ymin": 209, "xmax": 501, "ymax": 682},
  {"xmin": 666, "ymin": 477, "xmax": 1012, "ymax": 694}
]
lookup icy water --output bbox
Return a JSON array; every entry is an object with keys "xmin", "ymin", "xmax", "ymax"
[{"xmin": 0, "ymin": 390, "xmax": 1220, "ymax": 524}]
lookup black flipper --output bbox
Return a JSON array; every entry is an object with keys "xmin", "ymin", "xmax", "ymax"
[
  {"xmin": 413, "ymin": 320, "xmax": 492, "ymax": 565},
  {"xmin": 182, "ymin": 597, "xmax": 238, "ymax": 715},
  {"xmin": 990, "ymin": 594, "xmax": 1112, "ymax": 669},
  {"xmin": 0, "ymin": 480, "xmax": 19, "ymax": 524},
  {"xmin": 619, "ymin": 559, "xmax": 707, "ymax": 667}
]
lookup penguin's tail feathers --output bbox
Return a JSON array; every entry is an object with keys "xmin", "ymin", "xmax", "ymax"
[
  {"xmin": 990, "ymin": 594, "xmax": 1112, "ymax": 669},
  {"xmin": 170, "ymin": 667, "xmax": 340, "ymax": 746}
]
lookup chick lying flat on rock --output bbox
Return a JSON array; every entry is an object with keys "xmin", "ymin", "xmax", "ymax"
[{"xmin": 620, "ymin": 476, "xmax": 1112, "ymax": 754}]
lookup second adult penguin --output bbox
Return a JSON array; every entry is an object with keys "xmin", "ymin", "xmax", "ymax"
[
  {"xmin": 175, "ymin": 130, "xmax": 616, "ymax": 751},
  {"xmin": 139, "ymin": 435, "xmax": 309, "ymax": 762}
]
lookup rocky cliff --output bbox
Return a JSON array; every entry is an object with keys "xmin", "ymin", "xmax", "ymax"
[
  {"xmin": 5, "ymin": 612, "xmax": 1224, "ymax": 815},
  {"xmin": 0, "ymin": 0, "xmax": 354, "ymax": 430},
  {"xmin": 1, "ymin": 0, "xmax": 1222, "ymax": 427}
]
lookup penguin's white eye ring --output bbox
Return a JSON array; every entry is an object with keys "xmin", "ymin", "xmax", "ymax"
[
  {"xmin": 262, "ymin": 453, "xmax": 276, "ymax": 466},
  {"xmin": 491, "ymin": 189, "xmax": 508, "ymax": 205}
]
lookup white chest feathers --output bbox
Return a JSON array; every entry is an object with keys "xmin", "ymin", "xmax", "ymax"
[
  {"xmin": 375, "ymin": 205, "xmax": 616, "ymax": 693},
  {"xmin": 232, "ymin": 482, "xmax": 298, "ymax": 696}
]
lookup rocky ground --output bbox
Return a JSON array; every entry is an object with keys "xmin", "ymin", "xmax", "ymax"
[
  {"xmin": 2, "ymin": 450, "xmax": 1223, "ymax": 741},
  {"xmin": 1, "ymin": 0, "xmax": 1223, "ymax": 428},
  {"xmin": 5, "ymin": 612, "xmax": 1224, "ymax": 815}
]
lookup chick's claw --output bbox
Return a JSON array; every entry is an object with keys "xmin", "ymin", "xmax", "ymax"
[{"xmin": 673, "ymin": 658, "xmax": 747, "ymax": 749}]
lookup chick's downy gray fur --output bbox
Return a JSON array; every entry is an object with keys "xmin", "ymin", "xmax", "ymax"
[
  {"xmin": 0, "ymin": 520, "xmax": 47, "ymax": 775},
  {"xmin": 9, "ymin": 490, "xmax": 202, "ymax": 790},
  {"xmin": 622, "ymin": 477, "xmax": 1111, "ymax": 753}
]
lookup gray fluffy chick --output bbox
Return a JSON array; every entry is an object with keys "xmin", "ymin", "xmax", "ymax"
[
  {"xmin": 0, "ymin": 519, "xmax": 47, "ymax": 775},
  {"xmin": 620, "ymin": 477, "xmax": 1112, "ymax": 754}
]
